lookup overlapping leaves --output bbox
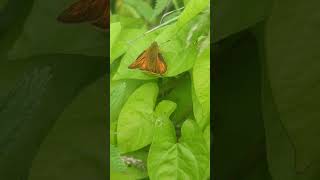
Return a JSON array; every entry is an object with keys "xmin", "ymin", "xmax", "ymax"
[{"xmin": 110, "ymin": 0, "xmax": 210, "ymax": 179}]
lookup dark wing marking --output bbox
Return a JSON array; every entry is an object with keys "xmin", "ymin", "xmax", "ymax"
[
  {"xmin": 91, "ymin": 5, "xmax": 109, "ymax": 29},
  {"xmin": 156, "ymin": 53, "xmax": 167, "ymax": 75}
]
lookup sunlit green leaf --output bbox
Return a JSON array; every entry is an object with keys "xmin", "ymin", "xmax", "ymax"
[
  {"xmin": 111, "ymin": 28, "xmax": 146, "ymax": 64},
  {"xmin": 117, "ymin": 82, "xmax": 159, "ymax": 153},
  {"xmin": 176, "ymin": 0, "xmax": 209, "ymax": 30},
  {"xmin": 192, "ymin": 46, "xmax": 210, "ymax": 129},
  {"xmin": 148, "ymin": 119, "xmax": 209, "ymax": 180},
  {"xmin": 111, "ymin": 15, "xmax": 145, "ymax": 29},
  {"xmin": 110, "ymin": 79, "xmax": 142, "ymax": 144},
  {"xmin": 110, "ymin": 22, "xmax": 121, "ymax": 49}
]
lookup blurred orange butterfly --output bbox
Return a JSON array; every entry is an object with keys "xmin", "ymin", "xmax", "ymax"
[
  {"xmin": 128, "ymin": 41, "xmax": 167, "ymax": 75},
  {"xmin": 57, "ymin": 0, "xmax": 109, "ymax": 30}
]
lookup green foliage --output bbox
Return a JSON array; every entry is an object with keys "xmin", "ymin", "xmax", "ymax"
[
  {"xmin": 110, "ymin": 22, "xmax": 121, "ymax": 49},
  {"xmin": 110, "ymin": 28, "xmax": 145, "ymax": 63},
  {"xmin": 152, "ymin": 0, "xmax": 170, "ymax": 19},
  {"xmin": 212, "ymin": 0, "xmax": 320, "ymax": 180},
  {"xmin": 176, "ymin": 0, "xmax": 209, "ymax": 29},
  {"xmin": 0, "ymin": 56, "xmax": 107, "ymax": 179},
  {"xmin": 124, "ymin": 0, "xmax": 154, "ymax": 22},
  {"xmin": 148, "ymin": 119, "xmax": 209, "ymax": 180},
  {"xmin": 192, "ymin": 46, "xmax": 210, "ymax": 130},
  {"xmin": 0, "ymin": 0, "xmax": 107, "ymax": 179},
  {"xmin": 28, "ymin": 76, "xmax": 108, "ymax": 179},
  {"xmin": 111, "ymin": 0, "xmax": 210, "ymax": 179}
]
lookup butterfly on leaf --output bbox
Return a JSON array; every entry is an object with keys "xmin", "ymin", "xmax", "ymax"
[
  {"xmin": 128, "ymin": 41, "xmax": 167, "ymax": 76},
  {"xmin": 57, "ymin": 0, "xmax": 109, "ymax": 30}
]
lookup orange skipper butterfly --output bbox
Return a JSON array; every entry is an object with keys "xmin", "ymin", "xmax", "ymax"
[
  {"xmin": 128, "ymin": 41, "xmax": 167, "ymax": 75},
  {"xmin": 57, "ymin": 0, "xmax": 109, "ymax": 30}
]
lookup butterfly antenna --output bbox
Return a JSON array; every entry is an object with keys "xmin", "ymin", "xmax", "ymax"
[{"xmin": 159, "ymin": 39, "xmax": 171, "ymax": 45}]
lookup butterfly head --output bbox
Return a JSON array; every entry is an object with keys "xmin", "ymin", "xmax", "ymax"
[{"xmin": 150, "ymin": 41, "xmax": 159, "ymax": 49}]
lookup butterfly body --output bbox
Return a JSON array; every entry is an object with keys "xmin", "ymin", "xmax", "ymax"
[
  {"xmin": 128, "ymin": 42, "xmax": 167, "ymax": 76},
  {"xmin": 57, "ymin": 0, "xmax": 109, "ymax": 30}
]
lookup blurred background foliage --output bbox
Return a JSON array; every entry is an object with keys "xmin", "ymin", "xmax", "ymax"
[
  {"xmin": 0, "ymin": 0, "xmax": 107, "ymax": 179},
  {"xmin": 213, "ymin": 0, "xmax": 320, "ymax": 180}
]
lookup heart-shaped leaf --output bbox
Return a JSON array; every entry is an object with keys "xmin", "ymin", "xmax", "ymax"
[{"xmin": 148, "ymin": 119, "xmax": 209, "ymax": 180}]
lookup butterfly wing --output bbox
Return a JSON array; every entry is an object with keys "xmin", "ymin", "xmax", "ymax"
[
  {"xmin": 128, "ymin": 50, "xmax": 148, "ymax": 69},
  {"xmin": 154, "ymin": 53, "xmax": 167, "ymax": 75},
  {"xmin": 57, "ymin": 0, "xmax": 107, "ymax": 23}
]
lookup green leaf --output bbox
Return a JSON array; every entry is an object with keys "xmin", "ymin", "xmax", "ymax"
[
  {"xmin": 176, "ymin": 0, "xmax": 209, "ymax": 30},
  {"xmin": 7, "ymin": 0, "xmax": 107, "ymax": 60},
  {"xmin": 110, "ymin": 79, "xmax": 142, "ymax": 144},
  {"xmin": 117, "ymin": 82, "xmax": 159, "ymax": 153},
  {"xmin": 161, "ymin": 40, "xmax": 197, "ymax": 77},
  {"xmin": 154, "ymin": 100, "xmax": 177, "ymax": 119},
  {"xmin": 192, "ymin": 46, "xmax": 210, "ymax": 129},
  {"xmin": 110, "ymin": 170, "xmax": 133, "ymax": 180},
  {"xmin": 148, "ymin": 119, "xmax": 209, "ymax": 180},
  {"xmin": 111, "ymin": 28, "xmax": 146, "ymax": 64},
  {"xmin": 116, "ymin": 83, "xmax": 177, "ymax": 154},
  {"xmin": 110, "ymin": 15, "xmax": 145, "ymax": 29},
  {"xmin": 124, "ymin": 0, "xmax": 154, "ymax": 22},
  {"xmin": 110, "ymin": 79, "xmax": 142, "ymax": 123},
  {"xmin": 115, "ymin": 3, "xmax": 137, "ymax": 17},
  {"xmin": 160, "ymin": 74, "xmax": 193, "ymax": 124},
  {"xmin": 110, "ymin": 22, "xmax": 121, "ymax": 50}
]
